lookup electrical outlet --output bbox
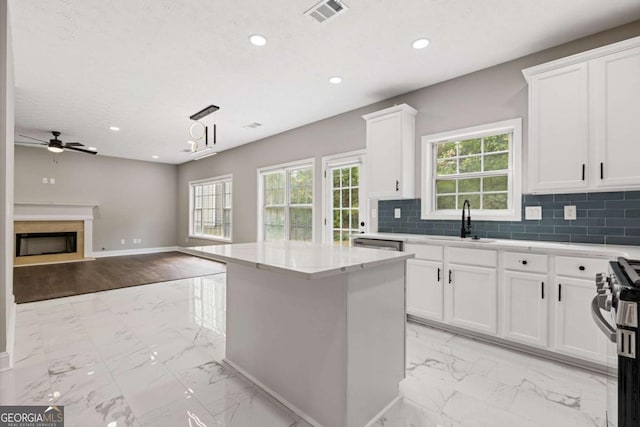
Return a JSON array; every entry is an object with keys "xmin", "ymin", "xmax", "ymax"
[
  {"xmin": 185, "ymin": 237, "xmax": 189, "ymax": 244},
  {"xmin": 525, "ymin": 206, "xmax": 542, "ymax": 220},
  {"xmin": 120, "ymin": 239, "xmax": 126, "ymax": 245},
  {"xmin": 41, "ymin": 177, "xmax": 48, "ymax": 184},
  {"xmin": 49, "ymin": 178, "xmax": 55, "ymax": 184},
  {"xmin": 564, "ymin": 205, "xmax": 577, "ymax": 221},
  {"xmin": 394, "ymin": 208, "xmax": 401, "ymax": 219}
]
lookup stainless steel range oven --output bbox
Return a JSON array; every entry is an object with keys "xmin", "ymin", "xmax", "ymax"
[{"xmin": 592, "ymin": 257, "xmax": 640, "ymax": 427}]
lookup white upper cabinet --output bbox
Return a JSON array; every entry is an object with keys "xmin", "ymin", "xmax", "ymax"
[
  {"xmin": 527, "ymin": 63, "xmax": 589, "ymax": 193},
  {"xmin": 592, "ymin": 46, "xmax": 640, "ymax": 189},
  {"xmin": 523, "ymin": 36, "xmax": 640, "ymax": 194},
  {"xmin": 362, "ymin": 104, "xmax": 417, "ymax": 199}
]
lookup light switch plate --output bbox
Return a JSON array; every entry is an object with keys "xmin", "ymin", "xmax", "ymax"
[
  {"xmin": 41, "ymin": 177, "xmax": 48, "ymax": 184},
  {"xmin": 564, "ymin": 205, "xmax": 577, "ymax": 221},
  {"xmin": 525, "ymin": 206, "xmax": 542, "ymax": 220},
  {"xmin": 394, "ymin": 208, "xmax": 401, "ymax": 219},
  {"xmin": 120, "ymin": 239, "xmax": 126, "ymax": 245},
  {"xmin": 49, "ymin": 178, "xmax": 55, "ymax": 184}
]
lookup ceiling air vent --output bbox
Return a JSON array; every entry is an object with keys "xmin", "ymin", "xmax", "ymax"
[
  {"xmin": 305, "ymin": 0, "xmax": 348, "ymax": 23},
  {"xmin": 243, "ymin": 122, "xmax": 262, "ymax": 129}
]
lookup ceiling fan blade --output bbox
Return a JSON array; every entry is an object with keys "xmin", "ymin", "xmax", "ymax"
[
  {"xmin": 18, "ymin": 134, "xmax": 48, "ymax": 143},
  {"xmin": 64, "ymin": 142, "xmax": 84, "ymax": 146},
  {"xmin": 15, "ymin": 140, "xmax": 47, "ymax": 146},
  {"xmin": 66, "ymin": 146, "xmax": 98, "ymax": 155}
]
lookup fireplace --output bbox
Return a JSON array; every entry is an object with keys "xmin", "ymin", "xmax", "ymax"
[{"xmin": 16, "ymin": 231, "xmax": 78, "ymax": 257}]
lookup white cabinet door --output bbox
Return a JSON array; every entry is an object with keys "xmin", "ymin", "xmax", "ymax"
[
  {"xmin": 528, "ymin": 63, "xmax": 589, "ymax": 193},
  {"xmin": 592, "ymin": 46, "xmax": 640, "ymax": 189},
  {"xmin": 363, "ymin": 104, "xmax": 417, "ymax": 199},
  {"xmin": 407, "ymin": 259, "xmax": 443, "ymax": 321},
  {"xmin": 502, "ymin": 271, "xmax": 549, "ymax": 347},
  {"xmin": 445, "ymin": 264, "xmax": 498, "ymax": 334},
  {"xmin": 554, "ymin": 277, "xmax": 606, "ymax": 363}
]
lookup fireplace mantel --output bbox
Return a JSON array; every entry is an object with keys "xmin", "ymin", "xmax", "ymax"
[{"xmin": 14, "ymin": 202, "xmax": 98, "ymax": 260}]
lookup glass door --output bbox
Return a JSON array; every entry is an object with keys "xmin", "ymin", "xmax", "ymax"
[{"xmin": 323, "ymin": 152, "xmax": 366, "ymax": 246}]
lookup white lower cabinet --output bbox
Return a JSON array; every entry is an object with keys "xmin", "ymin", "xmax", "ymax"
[
  {"xmin": 553, "ymin": 277, "xmax": 607, "ymax": 363},
  {"xmin": 502, "ymin": 271, "xmax": 549, "ymax": 347},
  {"xmin": 445, "ymin": 264, "xmax": 498, "ymax": 334},
  {"xmin": 406, "ymin": 259, "xmax": 443, "ymax": 321}
]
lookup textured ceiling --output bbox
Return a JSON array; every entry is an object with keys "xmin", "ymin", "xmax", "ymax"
[{"xmin": 9, "ymin": 0, "xmax": 640, "ymax": 164}]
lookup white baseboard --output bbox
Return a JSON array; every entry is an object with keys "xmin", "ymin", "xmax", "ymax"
[{"xmin": 92, "ymin": 246, "xmax": 179, "ymax": 258}]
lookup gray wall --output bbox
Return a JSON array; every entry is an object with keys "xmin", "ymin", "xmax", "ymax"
[
  {"xmin": 0, "ymin": 0, "xmax": 14, "ymax": 368},
  {"xmin": 177, "ymin": 20, "xmax": 640, "ymax": 245},
  {"xmin": 14, "ymin": 146, "xmax": 178, "ymax": 252}
]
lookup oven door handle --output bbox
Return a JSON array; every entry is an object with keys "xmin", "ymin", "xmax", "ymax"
[{"xmin": 591, "ymin": 296, "xmax": 616, "ymax": 343}]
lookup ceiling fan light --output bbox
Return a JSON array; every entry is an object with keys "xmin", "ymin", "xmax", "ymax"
[{"xmin": 47, "ymin": 146, "xmax": 64, "ymax": 153}]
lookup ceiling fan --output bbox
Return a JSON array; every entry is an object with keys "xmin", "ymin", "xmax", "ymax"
[{"xmin": 17, "ymin": 131, "xmax": 98, "ymax": 155}]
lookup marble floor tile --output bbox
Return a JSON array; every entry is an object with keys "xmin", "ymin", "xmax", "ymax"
[{"xmin": 2, "ymin": 271, "xmax": 615, "ymax": 427}]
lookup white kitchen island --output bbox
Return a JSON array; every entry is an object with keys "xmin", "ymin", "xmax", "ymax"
[{"xmin": 184, "ymin": 241, "xmax": 413, "ymax": 427}]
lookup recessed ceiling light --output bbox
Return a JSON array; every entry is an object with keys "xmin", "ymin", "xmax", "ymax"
[
  {"xmin": 329, "ymin": 76, "xmax": 342, "ymax": 84},
  {"xmin": 152, "ymin": 155, "xmax": 159, "ymax": 159},
  {"xmin": 109, "ymin": 126, "xmax": 120, "ymax": 131},
  {"xmin": 412, "ymin": 38, "xmax": 430, "ymax": 49},
  {"xmin": 249, "ymin": 34, "xmax": 267, "ymax": 46}
]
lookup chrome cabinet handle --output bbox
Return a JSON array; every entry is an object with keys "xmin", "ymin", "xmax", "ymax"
[{"xmin": 591, "ymin": 296, "xmax": 616, "ymax": 343}]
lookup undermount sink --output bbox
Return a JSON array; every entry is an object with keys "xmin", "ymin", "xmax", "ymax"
[{"xmin": 423, "ymin": 236, "xmax": 496, "ymax": 244}]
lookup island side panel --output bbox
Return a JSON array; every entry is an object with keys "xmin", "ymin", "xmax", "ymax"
[
  {"xmin": 346, "ymin": 261, "xmax": 406, "ymax": 427},
  {"xmin": 225, "ymin": 262, "xmax": 348, "ymax": 427}
]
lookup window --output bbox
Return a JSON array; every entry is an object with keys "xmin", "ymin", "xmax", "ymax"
[
  {"xmin": 189, "ymin": 175, "xmax": 232, "ymax": 241},
  {"xmin": 421, "ymin": 118, "xmax": 522, "ymax": 220},
  {"xmin": 259, "ymin": 159, "xmax": 314, "ymax": 242}
]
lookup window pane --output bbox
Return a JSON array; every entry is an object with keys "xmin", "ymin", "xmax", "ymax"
[
  {"xmin": 289, "ymin": 207, "xmax": 312, "ymax": 242},
  {"xmin": 265, "ymin": 173, "xmax": 285, "ymax": 205},
  {"xmin": 437, "ymin": 142, "xmax": 457, "ymax": 159},
  {"xmin": 436, "ymin": 180, "xmax": 456, "ymax": 194},
  {"xmin": 341, "ymin": 210, "xmax": 350, "ymax": 229},
  {"xmin": 333, "ymin": 230, "xmax": 341, "ymax": 243},
  {"xmin": 484, "ymin": 153, "xmax": 509, "ymax": 171},
  {"xmin": 483, "ymin": 193, "xmax": 508, "ymax": 209},
  {"xmin": 458, "ymin": 138, "xmax": 481, "ymax": 156},
  {"xmin": 333, "ymin": 190, "xmax": 340, "ymax": 209},
  {"xmin": 333, "ymin": 210, "xmax": 340, "ymax": 228},
  {"xmin": 289, "ymin": 168, "xmax": 312, "ymax": 205},
  {"xmin": 333, "ymin": 169, "xmax": 341, "ymax": 188},
  {"xmin": 458, "ymin": 178, "xmax": 481, "ymax": 193},
  {"xmin": 436, "ymin": 159, "xmax": 457, "ymax": 176},
  {"xmin": 350, "ymin": 166, "xmax": 359, "ymax": 186},
  {"xmin": 351, "ymin": 189, "xmax": 359, "ymax": 208},
  {"xmin": 265, "ymin": 225, "xmax": 285, "ymax": 241},
  {"xmin": 483, "ymin": 175, "xmax": 508, "ymax": 192},
  {"xmin": 459, "ymin": 156, "xmax": 481, "ymax": 173},
  {"xmin": 350, "ymin": 209, "xmax": 359, "ymax": 229},
  {"xmin": 341, "ymin": 168, "xmax": 350, "ymax": 187},
  {"xmin": 484, "ymin": 134, "xmax": 509, "ymax": 152},
  {"xmin": 458, "ymin": 195, "xmax": 480, "ymax": 209},
  {"xmin": 341, "ymin": 189, "xmax": 349, "ymax": 209},
  {"xmin": 436, "ymin": 195, "xmax": 456, "ymax": 210}
]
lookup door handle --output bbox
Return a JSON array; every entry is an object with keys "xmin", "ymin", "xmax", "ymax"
[
  {"xmin": 558, "ymin": 284, "xmax": 562, "ymax": 302},
  {"xmin": 541, "ymin": 282, "xmax": 544, "ymax": 299},
  {"xmin": 437, "ymin": 268, "xmax": 441, "ymax": 282},
  {"xmin": 448, "ymin": 270, "xmax": 452, "ymax": 284},
  {"xmin": 600, "ymin": 162, "xmax": 604, "ymax": 180},
  {"xmin": 395, "ymin": 180, "xmax": 399, "ymax": 191},
  {"xmin": 581, "ymin": 164, "xmax": 585, "ymax": 181}
]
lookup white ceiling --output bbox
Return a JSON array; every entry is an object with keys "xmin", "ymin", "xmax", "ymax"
[{"xmin": 9, "ymin": 0, "xmax": 640, "ymax": 164}]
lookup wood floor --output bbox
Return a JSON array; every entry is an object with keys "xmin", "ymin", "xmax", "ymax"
[{"xmin": 13, "ymin": 251, "xmax": 226, "ymax": 303}]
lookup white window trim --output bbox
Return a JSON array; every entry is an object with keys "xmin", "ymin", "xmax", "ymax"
[
  {"xmin": 188, "ymin": 174, "xmax": 233, "ymax": 243},
  {"xmin": 321, "ymin": 150, "xmax": 367, "ymax": 244},
  {"xmin": 421, "ymin": 118, "xmax": 522, "ymax": 221},
  {"xmin": 257, "ymin": 157, "xmax": 316, "ymax": 242}
]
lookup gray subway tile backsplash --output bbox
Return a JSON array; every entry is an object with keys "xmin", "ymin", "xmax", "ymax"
[{"xmin": 377, "ymin": 191, "xmax": 640, "ymax": 246}]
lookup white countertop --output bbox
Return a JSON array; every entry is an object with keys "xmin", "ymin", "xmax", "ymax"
[
  {"xmin": 183, "ymin": 240, "xmax": 414, "ymax": 279},
  {"xmin": 353, "ymin": 232, "xmax": 640, "ymax": 259}
]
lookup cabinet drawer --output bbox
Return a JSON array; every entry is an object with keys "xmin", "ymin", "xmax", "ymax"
[
  {"xmin": 404, "ymin": 243, "xmax": 443, "ymax": 261},
  {"xmin": 447, "ymin": 247, "xmax": 497, "ymax": 267},
  {"xmin": 504, "ymin": 252, "xmax": 548, "ymax": 273},
  {"xmin": 556, "ymin": 256, "xmax": 609, "ymax": 279}
]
